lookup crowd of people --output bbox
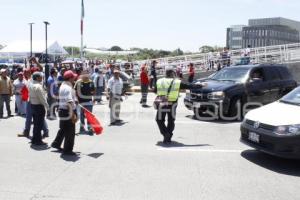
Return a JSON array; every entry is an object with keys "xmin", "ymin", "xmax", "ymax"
[
  {"xmin": 0, "ymin": 57, "xmax": 130, "ymax": 155},
  {"xmin": 0, "ymin": 55, "xmax": 211, "ymax": 155}
]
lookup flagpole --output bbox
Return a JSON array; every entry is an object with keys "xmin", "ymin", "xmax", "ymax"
[{"xmin": 80, "ymin": 0, "xmax": 84, "ymax": 60}]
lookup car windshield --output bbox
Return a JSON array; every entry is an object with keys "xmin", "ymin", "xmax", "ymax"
[
  {"xmin": 210, "ymin": 68, "xmax": 249, "ymax": 82},
  {"xmin": 280, "ymin": 87, "xmax": 300, "ymax": 106}
]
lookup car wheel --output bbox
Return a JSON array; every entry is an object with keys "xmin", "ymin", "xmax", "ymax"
[{"xmin": 228, "ymin": 98, "xmax": 244, "ymax": 121}]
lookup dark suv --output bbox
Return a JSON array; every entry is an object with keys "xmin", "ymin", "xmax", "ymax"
[{"xmin": 184, "ymin": 64, "xmax": 297, "ymax": 119}]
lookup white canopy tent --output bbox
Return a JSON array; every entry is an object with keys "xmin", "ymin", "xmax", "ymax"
[
  {"xmin": 0, "ymin": 40, "xmax": 68, "ymax": 58},
  {"xmin": 84, "ymin": 48, "xmax": 139, "ymax": 56}
]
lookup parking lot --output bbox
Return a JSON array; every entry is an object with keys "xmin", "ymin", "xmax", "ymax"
[{"xmin": 0, "ymin": 93, "xmax": 300, "ymax": 200}]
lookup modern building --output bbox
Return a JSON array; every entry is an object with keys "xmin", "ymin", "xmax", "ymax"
[
  {"xmin": 226, "ymin": 25, "xmax": 246, "ymax": 50},
  {"xmin": 226, "ymin": 17, "xmax": 300, "ymax": 50}
]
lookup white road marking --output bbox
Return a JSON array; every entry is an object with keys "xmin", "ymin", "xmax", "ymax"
[{"xmin": 157, "ymin": 148, "xmax": 243, "ymax": 153}]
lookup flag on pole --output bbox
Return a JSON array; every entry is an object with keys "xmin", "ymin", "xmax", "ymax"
[
  {"xmin": 81, "ymin": 0, "xmax": 85, "ymax": 35},
  {"xmin": 81, "ymin": 105, "xmax": 104, "ymax": 135}
]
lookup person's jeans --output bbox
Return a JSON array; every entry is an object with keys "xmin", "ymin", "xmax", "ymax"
[
  {"xmin": 15, "ymin": 95, "xmax": 26, "ymax": 115},
  {"xmin": 24, "ymin": 101, "xmax": 48, "ymax": 134},
  {"xmin": 47, "ymin": 95, "xmax": 57, "ymax": 117},
  {"xmin": 110, "ymin": 97, "xmax": 121, "ymax": 123},
  {"xmin": 94, "ymin": 87, "xmax": 104, "ymax": 102},
  {"xmin": 140, "ymin": 84, "xmax": 149, "ymax": 105},
  {"xmin": 80, "ymin": 102, "xmax": 93, "ymax": 130},
  {"xmin": 31, "ymin": 104, "xmax": 46, "ymax": 144},
  {"xmin": 0, "ymin": 94, "xmax": 11, "ymax": 117}
]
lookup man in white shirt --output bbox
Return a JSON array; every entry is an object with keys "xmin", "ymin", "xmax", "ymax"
[
  {"xmin": 93, "ymin": 68, "xmax": 105, "ymax": 103},
  {"xmin": 51, "ymin": 70, "xmax": 78, "ymax": 156},
  {"xmin": 13, "ymin": 72, "xmax": 27, "ymax": 116},
  {"xmin": 107, "ymin": 68, "xmax": 123, "ymax": 125},
  {"xmin": 29, "ymin": 72, "xmax": 49, "ymax": 146}
]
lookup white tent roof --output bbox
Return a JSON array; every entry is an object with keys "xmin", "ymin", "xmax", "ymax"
[
  {"xmin": 84, "ymin": 48, "xmax": 138, "ymax": 55},
  {"xmin": 0, "ymin": 40, "xmax": 68, "ymax": 56}
]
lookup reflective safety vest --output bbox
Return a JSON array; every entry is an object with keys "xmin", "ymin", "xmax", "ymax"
[{"xmin": 156, "ymin": 78, "xmax": 181, "ymax": 102}]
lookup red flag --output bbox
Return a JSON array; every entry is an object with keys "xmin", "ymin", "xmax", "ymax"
[
  {"xmin": 21, "ymin": 85, "xmax": 29, "ymax": 102},
  {"xmin": 83, "ymin": 107, "xmax": 103, "ymax": 135}
]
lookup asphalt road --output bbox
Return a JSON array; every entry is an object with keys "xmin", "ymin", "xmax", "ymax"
[{"xmin": 0, "ymin": 93, "xmax": 300, "ymax": 200}]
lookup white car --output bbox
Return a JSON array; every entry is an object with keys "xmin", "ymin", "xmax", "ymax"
[{"xmin": 240, "ymin": 86, "xmax": 300, "ymax": 159}]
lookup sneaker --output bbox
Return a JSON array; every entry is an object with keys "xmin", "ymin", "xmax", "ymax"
[
  {"xmin": 79, "ymin": 127, "xmax": 86, "ymax": 134},
  {"xmin": 87, "ymin": 130, "xmax": 94, "ymax": 136},
  {"xmin": 110, "ymin": 122, "xmax": 117, "ymax": 126},
  {"xmin": 32, "ymin": 141, "xmax": 48, "ymax": 146},
  {"xmin": 18, "ymin": 130, "xmax": 29, "ymax": 138}
]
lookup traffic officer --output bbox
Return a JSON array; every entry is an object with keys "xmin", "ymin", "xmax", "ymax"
[
  {"xmin": 155, "ymin": 66, "xmax": 205, "ymax": 144},
  {"xmin": 51, "ymin": 70, "xmax": 78, "ymax": 156}
]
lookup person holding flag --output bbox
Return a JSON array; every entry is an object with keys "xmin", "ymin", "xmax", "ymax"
[{"xmin": 74, "ymin": 70, "xmax": 95, "ymax": 135}]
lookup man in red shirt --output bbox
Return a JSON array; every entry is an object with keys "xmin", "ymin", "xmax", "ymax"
[
  {"xmin": 140, "ymin": 65, "xmax": 150, "ymax": 107},
  {"xmin": 188, "ymin": 63, "xmax": 195, "ymax": 83}
]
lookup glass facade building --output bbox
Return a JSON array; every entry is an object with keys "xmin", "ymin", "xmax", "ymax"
[{"xmin": 226, "ymin": 17, "xmax": 300, "ymax": 50}]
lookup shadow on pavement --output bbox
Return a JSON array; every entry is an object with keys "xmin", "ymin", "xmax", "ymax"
[
  {"xmin": 156, "ymin": 141, "xmax": 211, "ymax": 148},
  {"xmin": 87, "ymin": 153, "xmax": 104, "ymax": 159},
  {"xmin": 30, "ymin": 144, "xmax": 51, "ymax": 151},
  {"xmin": 108, "ymin": 122, "xmax": 128, "ymax": 127},
  {"xmin": 185, "ymin": 115, "xmax": 241, "ymax": 124},
  {"xmin": 60, "ymin": 153, "xmax": 81, "ymax": 162},
  {"xmin": 241, "ymin": 150, "xmax": 300, "ymax": 177}
]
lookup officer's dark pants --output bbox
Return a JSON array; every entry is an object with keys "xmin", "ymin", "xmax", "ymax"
[
  {"xmin": 31, "ymin": 104, "xmax": 45, "ymax": 144},
  {"xmin": 156, "ymin": 104, "xmax": 177, "ymax": 141},
  {"xmin": 52, "ymin": 109, "xmax": 75, "ymax": 153}
]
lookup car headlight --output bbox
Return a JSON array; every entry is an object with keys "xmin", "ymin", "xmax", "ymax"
[
  {"xmin": 185, "ymin": 90, "xmax": 191, "ymax": 98},
  {"xmin": 274, "ymin": 125, "xmax": 300, "ymax": 136},
  {"xmin": 208, "ymin": 91, "xmax": 225, "ymax": 100}
]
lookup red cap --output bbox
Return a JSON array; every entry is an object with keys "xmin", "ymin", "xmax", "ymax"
[
  {"xmin": 18, "ymin": 72, "xmax": 24, "ymax": 76},
  {"xmin": 30, "ymin": 67, "xmax": 40, "ymax": 74},
  {"xmin": 63, "ymin": 70, "xmax": 78, "ymax": 80}
]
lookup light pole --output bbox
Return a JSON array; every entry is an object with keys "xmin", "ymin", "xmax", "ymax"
[
  {"xmin": 44, "ymin": 21, "xmax": 50, "ymax": 83},
  {"xmin": 28, "ymin": 23, "xmax": 34, "ymax": 58}
]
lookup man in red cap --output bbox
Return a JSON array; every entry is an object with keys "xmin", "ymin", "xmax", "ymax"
[
  {"xmin": 13, "ymin": 72, "xmax": 27, "ymax": 116},
  {"xmin": 140, "ymin": 64, "xmax": 150, "ymax": 107},
  {"xmin": 52, "ymin": 70, "xmax": 79, "ymax": 155}
]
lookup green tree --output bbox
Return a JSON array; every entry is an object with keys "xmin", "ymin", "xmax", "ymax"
[
  {"xmin": 199, "ymin": 45, "xmax": 215, "ymax": 53},
  {"xmin": 110, "ymin": 46, "xmax": 123, "ymax": 51}
]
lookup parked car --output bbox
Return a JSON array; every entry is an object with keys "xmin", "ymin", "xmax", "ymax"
[
  {"xmin": 120, "ymin": 71, "xmax": 134, "ymax": 93},
  {"xmin": 184, "ymin": 64, "xmax": 297, "ymax": 119},
  {"xmin": 240, "ymin": 86, "xmax": 300, "ymax": 159}
]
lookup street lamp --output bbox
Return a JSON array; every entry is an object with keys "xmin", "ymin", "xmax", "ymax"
[
  {"xmin": 28, "ymin": 23, "xmax": 34, "ymax": 58},
  {"xmin": 44, "ymin": 21, "xmax": 50, "ymax": 82}
]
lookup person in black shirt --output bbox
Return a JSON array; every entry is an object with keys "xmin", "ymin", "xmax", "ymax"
[
  {"xmin": 150, "ymin": 60, "xmax": 158, "ymax": 90},
  {"xmin": 74, "ymin": 70, "xmax": 95, "ymax": 135}
]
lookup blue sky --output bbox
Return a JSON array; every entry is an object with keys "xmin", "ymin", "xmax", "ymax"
[{"xmin": 0, "ymin": 0, "xmax": 300, "ymax": 51}]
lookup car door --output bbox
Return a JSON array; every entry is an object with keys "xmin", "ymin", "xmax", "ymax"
[
  {"xmin": 264, "ymin": 66, "xmax": 282, "ymax": 102},
  {"xmin": 246, "ymin": 67, "xmax": 271, "ymax": 105}
]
